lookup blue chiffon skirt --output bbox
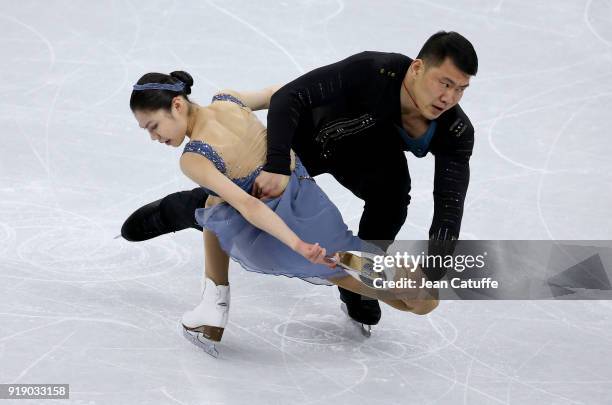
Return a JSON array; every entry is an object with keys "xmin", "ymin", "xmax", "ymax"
[{"xmin": 195, "ymin": 162, "xmax": 365, "ymax": 285}]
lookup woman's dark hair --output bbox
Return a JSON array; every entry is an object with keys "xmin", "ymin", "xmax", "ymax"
[
  {"xmin": 130, "ymin": 71, "xmax": 194, "ymax": 112},
  {"xmin": 416, "ymin": 31, "xmax": 478, "ymax": 76}
]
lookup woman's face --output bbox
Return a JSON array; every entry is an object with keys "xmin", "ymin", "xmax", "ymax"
[{"xmin": 133, "ymin": 98, "xmax": 188, "ymax": 147}]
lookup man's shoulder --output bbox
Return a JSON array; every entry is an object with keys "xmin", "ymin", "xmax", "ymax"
[
  {"xmin": 341, "ymin": 51, "xmax": 412, "ymax": 72},
  {"xmin": 350, "ymin": 51, "xmax": 412, "ymax": 61},
  {"xmin": 431, "ymin": 105, "xmax": 475, "ymax": 156},
  {"xmin": 440, "ymin": 105, "xmax": 474, "ymax": 136}
]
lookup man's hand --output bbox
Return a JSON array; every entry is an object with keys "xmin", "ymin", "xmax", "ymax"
[{"xmin": 252, "ymin": 171, "xmax": 290, "ymax": 199}]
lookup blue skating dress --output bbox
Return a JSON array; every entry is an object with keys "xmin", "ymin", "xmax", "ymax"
[{"xmin": 182, "ymin": 93, "xmax": 367, "ymax": 285}]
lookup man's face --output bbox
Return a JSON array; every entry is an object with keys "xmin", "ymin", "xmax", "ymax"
[{"xmin": 411, "ymin": 57, "xmax": 471, "ymax": 119}]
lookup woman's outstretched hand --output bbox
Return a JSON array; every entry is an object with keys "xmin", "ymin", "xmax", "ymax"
[{"xmin": 294, "ymin": 240, "xmax": 337, "ymax": 268}]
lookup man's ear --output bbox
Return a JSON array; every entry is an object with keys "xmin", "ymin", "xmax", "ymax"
[{"xmin": 411, "ymin": 58, "xmax": 424, "ymax": 76}]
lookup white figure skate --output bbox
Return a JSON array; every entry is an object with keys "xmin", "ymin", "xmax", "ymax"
[{"xmin": 181, "ymin": 277, "xmax": 230, "ymax": 358}]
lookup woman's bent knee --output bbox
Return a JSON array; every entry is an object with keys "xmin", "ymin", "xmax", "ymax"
[
  {"xmin": 400, "ymin": 298, "xmax": 438, "ymax": 315},
  {"xmin": 410, "ymin": 299, "xmax": 439, "ymax": 315}
]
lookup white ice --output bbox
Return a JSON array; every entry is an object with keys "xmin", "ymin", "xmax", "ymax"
[{"xmin": 1, "ymin": 0, "xmax": 612, "ymax": 404}]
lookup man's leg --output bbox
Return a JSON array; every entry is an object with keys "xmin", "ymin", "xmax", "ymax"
[
  {"xmin": 336, "ymin": 194, "xmax": 410, "ymax": 325},
  {"xmin": 331, "ymin": 145, "xmax": 411, "ymax": 326},
  {"xmin": 121, "ymin": 188, "xmax": 208, "ymax": 241}
]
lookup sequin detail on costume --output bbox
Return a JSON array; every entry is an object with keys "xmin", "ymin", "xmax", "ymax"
[
  {"xmin": 182, "ymin": 140, "xmax": 265, "ymax": 197},
  {"xmin": 183, "ymin": 140, "xmax": 227, "ymax": 174},
  {"xmin": 211, "ymin": 93, "xmax": 247, "ymax": 108},
  {"xmin": 233, "ymin": 166, "xmax": 263, "ymax": 191}
]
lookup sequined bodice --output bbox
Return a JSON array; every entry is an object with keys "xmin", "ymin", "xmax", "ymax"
[{"xmin": 183, "ymin": 140, "xmax": 263, "ymax": 196}]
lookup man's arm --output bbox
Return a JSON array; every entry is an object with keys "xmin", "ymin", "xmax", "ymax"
[
  {"xmin": 264, "ymin": 53, "xmax": 375, "ymax": 175},
  {"xmin": 424, "ymin": 133, "xmax": 473, "ymax": 281}
]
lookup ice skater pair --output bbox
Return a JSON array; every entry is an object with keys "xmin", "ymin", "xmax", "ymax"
[{"xmin": 126, "ymin": 31, "xmax": 478, "ymax": 355}]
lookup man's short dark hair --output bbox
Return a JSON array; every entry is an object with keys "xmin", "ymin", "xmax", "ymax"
[{"xmin": 417, "ymin": 31, "xmax": 478, "ymax": 76}]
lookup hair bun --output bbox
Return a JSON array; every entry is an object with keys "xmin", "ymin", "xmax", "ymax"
[{"xmin": 170, "ymin": 71, "xmax": 194, "ymax": 95}]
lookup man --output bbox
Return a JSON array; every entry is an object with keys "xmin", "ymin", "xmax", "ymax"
[{"xmin": 122, "ymin": 31, "xmax": 478, "ymax": 329}]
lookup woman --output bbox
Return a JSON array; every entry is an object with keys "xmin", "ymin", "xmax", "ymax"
[{"xmin": 130, "ymin": 71, "xmax": 437, "ymax": 354}]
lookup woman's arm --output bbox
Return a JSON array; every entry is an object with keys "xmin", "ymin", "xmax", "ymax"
[
  {"xmin": 180, "ymin": 152, "xmax": 330, "ymax": 265},
  {"xmin": 215, "ymin": 85, "xmax": 282, "ymax": 111}
]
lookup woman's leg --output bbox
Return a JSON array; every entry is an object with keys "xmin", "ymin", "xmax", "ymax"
[
  {"xmin": 204, "ymin": 230, "xmax": 229, "ymax": 286},
  {"xmin": 329, "ymin": 272, "xmax": 439, "ymax": 316},
  {"xmin": 182, "ymin": 230, "xmax": 230, "ymax": 355}
]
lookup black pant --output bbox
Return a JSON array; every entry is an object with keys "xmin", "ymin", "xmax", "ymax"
[
  {"xmin": 121, "ymin": 188, "xmax": 208, "ymax": 241},
  {"xmin": 322, "ymin": 135, "xmax": 411, "ymax": 322},
  {"xmin": 326, "ymin": 134, "xmax": 411, "ymax": 249}
]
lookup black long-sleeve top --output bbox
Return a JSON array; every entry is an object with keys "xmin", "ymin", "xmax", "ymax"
[{"xmin": 264, "ymin": 52, "xmax": 473, "ymax": 279}]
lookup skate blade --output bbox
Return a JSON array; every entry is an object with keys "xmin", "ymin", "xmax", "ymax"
[
  {"xmin": 340, "ymin": 303, "xmax": 372, "ymax": 338},
  {"xmin": 328, "ymin": 251, "xmax": 385, "ymax": 287},
  {"xmin": 182, "ymin": 326, "xmax": 220, "ymax": 358}
]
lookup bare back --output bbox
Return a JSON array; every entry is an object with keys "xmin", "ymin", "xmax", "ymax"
[{"xmin": 188, "ymin": 93, "xmax": 295, "ymax": 206}]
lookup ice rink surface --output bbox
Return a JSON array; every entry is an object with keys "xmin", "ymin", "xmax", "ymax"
[{"xmin": 2, "ymin": 0, "xmax": 612, "ymax": 403}]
